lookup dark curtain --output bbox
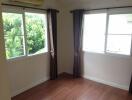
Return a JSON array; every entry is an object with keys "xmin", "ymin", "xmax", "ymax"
[
  {"xmin": 47, "ymin": 9, "xmax": 58, "ymax": 80},
  {"xmin": 72, "ymin": 10, "xmax": 84, "ymax": 78},
  {"xmin": 129, "ymin": 75, "xmax": 132, "ymax": 94}
]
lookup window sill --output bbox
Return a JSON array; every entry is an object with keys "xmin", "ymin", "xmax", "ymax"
[
  {"xmin": 7, "ymin": 51, "xmax": 49, "ymax": 62},
  {"xmin": 82, "ymin": 50, "xmax": 131, "ymax": 58}
]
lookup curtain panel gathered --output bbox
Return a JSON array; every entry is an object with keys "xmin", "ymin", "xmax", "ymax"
[
  {"xmin": 72, "ymin": 9, "xmax": 84, "ymax": 78},
  {"xmin": 47, "ymin": 9, "xmax": 58, "ymax": 80},
  {"xmin": 129, "ymin": 75, "xmax": 132, "ymax": 94}
]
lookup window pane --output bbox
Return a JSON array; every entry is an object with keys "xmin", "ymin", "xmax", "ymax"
[
  {"xmin": 4, "ymin": 36, "xmax": 25, "ymax": 59},
  {"xmin": 83, "ymin": 35, "xmax": 105, "ymax": 53},
  {"xmin": 108, "ymin": 14, "xmax": 132, "ymax": 34},
  {"xmin": 2, "ymin": 13, "xmax": 25, "ymax": 59},
  {"xmin": 106, "ymin": 35, "xmax": 131, "ymax": 55},
  {"xmin": 25, "ymin": 12, "xmax": 47, "ymax": 55},
  {"xmin": 83, "ymin": 13, "xmax": 107, "ymax": 53},
  {"xmin": 2, "ymin": 13, "xmax": 24, "ymax": 36}
]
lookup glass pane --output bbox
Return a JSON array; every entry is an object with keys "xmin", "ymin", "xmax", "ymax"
[
  {"xmin": 83, "ymin": 35, "xmax": 105, "ymax": 53},
  {"xmin": 2, "ymin": 13, "xmax": 25, "ymax": 59},
  {"xmin": 83, "ymin": 13, "xmax": 107, "ymax": 53},
  {"xmin": 25, "ymin": 12, "xmax": 47, "ymax": 55},
  {"xmin": 108, "ymin": 14, "xmax": 132, "ymax": 34},
  {"xmin": 4, "ymin": 36, "xmax": 25, "ymax": 59},
  {"xmin": 106, "ymin": 35, "xmax": 131, "ymax": 55},
  {"xmin": 2, "ymin": 13, "xmax": 24, "ymax": 36}
]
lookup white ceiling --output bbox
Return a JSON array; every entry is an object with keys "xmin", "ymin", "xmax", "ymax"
[
  {"xmin": 57, "ymin": 0, "xmax": 132, "ymax": 10},
  {"xmin": 57, "ymin": 0, "xmax": 125, "ymax": 4},
  {"xmin": 56, "ymin": 0, "xmax": 91, "ymax": 9},
  {"xmin": 57, "ymin": 0, "xmax": 109, "ymax": 5}
]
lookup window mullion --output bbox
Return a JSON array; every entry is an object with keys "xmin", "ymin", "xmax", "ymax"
[
  {"xmin": 22, "ymin": 10, "xmax": 28, "ymax": 56},
  {"xmin": 104, "ymin": 12, "xmax": 109, "ymax": 53}
]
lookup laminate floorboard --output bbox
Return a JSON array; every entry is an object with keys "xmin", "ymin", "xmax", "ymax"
[{"xmin": 12, "ymin": 73, "xmax": 132, "ymax": 100}]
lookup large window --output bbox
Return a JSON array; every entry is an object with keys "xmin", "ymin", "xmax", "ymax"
[
  {"xmin": 83, "ymin": 13, "xmax": 106, "ymax": 53},
  {"xmin": 2, "ymin": 10, "xmax": 47, "ymax": 59},
  {"xmin": 83, "ymin": 10, "xmax": 132, "ymax": 56},
  {"xmin": 25, "ymin": 12, "xmax": 47, "ymax": 55},
  {"xmin": 107, "ymin": 14, "xmax": 132, "ymax": 55},
  {"xmin": 3, "ymin": 13, "xmax": 25, "ymax": 59}
]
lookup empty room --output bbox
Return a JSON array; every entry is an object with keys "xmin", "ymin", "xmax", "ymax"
[{"xmin": 1, "ymin": 0, "xmax": 132, "ymax": 100}]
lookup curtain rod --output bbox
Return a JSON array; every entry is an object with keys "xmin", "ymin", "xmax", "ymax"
[
  {"xmin": 2, "ymin": 3, "xmax": 59, "ymax": 12},
  {"xmin": 71, "ymin": 6, "xmax": 132, "ymax": 13}
]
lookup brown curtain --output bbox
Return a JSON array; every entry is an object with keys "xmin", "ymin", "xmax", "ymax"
[
  {"xmin": 72, "ymin": 10, "xmax": 84, "ymax": 78},
  {"xmin": 47, "ymin": 9, "xmax": 58, "ymax": 80},
  {"xmin": 129, "ymin": 75, "xmax": 132, "ymax": 94}
]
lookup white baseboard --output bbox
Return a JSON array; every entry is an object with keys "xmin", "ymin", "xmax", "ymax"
[
  {"xmin": 83, "ymin": 75, "xmax": 129, "ymax": 91},
  {"xmin": 12, "ymin": 76, "xmax": 49, "ymax": 97}
]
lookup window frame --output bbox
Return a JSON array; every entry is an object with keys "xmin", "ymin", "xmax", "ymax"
[
  {"xmin": 82, "ymin": 12, "xmax": 107, "ymax": 53},
  {"xmin": 2, "ymin": 6, "xmax": 48, "ymax": 60},
  {"xmin": 24, "ymin": 11, "xmax": 48, "ymax": 57},
  {"xmin": 83, "ymin": 8, "xmax": 132, "ymax": 56}
]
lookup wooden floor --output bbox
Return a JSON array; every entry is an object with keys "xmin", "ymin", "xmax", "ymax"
[{"xmin": 12, "ymin": 73, "xmax": 132, "ymax": 100}]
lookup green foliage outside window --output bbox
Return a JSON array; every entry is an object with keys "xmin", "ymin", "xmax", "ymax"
[
  {"xmin": 2, "ymin": 12, "xmax": 46, "ymax": 59},
  {"xmin": 25, "ymin": 13, "xmax": 45, "ymax": 55},
  {"xmin": 3, "ymin": 13, "xmax": 24, "ymax": 59}
]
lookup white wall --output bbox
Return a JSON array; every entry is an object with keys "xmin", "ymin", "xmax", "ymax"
[
  {"xmin": 0, "ymin": 1, "xmax": 11, "ymax": 100},
  {"xmin": 7, "ymin": 54, "xmax": 50, "ymax": 96},
  {"xmin": 1, "ymin": 0, "xmax": 60, "ymax": 97},
  {"xmin": 58, "ymin": 0, "xmax": 132, "ymax": 90},
  {"xmin": 83, "ymin": 52, "xmax": 132, "ymax": 90},
  {"xmin": 57, "ymin": 9, "xmax": 74, "ymax": 74}
]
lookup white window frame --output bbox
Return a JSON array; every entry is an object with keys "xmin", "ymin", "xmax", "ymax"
[
  {"xmin": 83, "ymin": 8, "xmax": 132, "ymax": 56},
  {"xmin": 2, "ymin": 5, "xmax": 48, "ymax": 60}
]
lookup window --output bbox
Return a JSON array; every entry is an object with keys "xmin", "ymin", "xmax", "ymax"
[
  {"xmin": 83, "ymin": 11, "xmax": 132, "ymax": 56},
  {"xmin": 83, "ymin": 13, "xmax": 106, "ymax": 53},
  {"xmin": 2, "ymin": 10, "xmax": 47, "ymax": 59},
  {"xmin": 25, "ymin": 12, "xmax": 47, "ymax": 55},
  {"xmin": 3, "ymin": 13, "xmax": 25, "ymax": 59},
  {"xmin": 107, "ymin": 14, "xmax": 132, "ymax": 55}
]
